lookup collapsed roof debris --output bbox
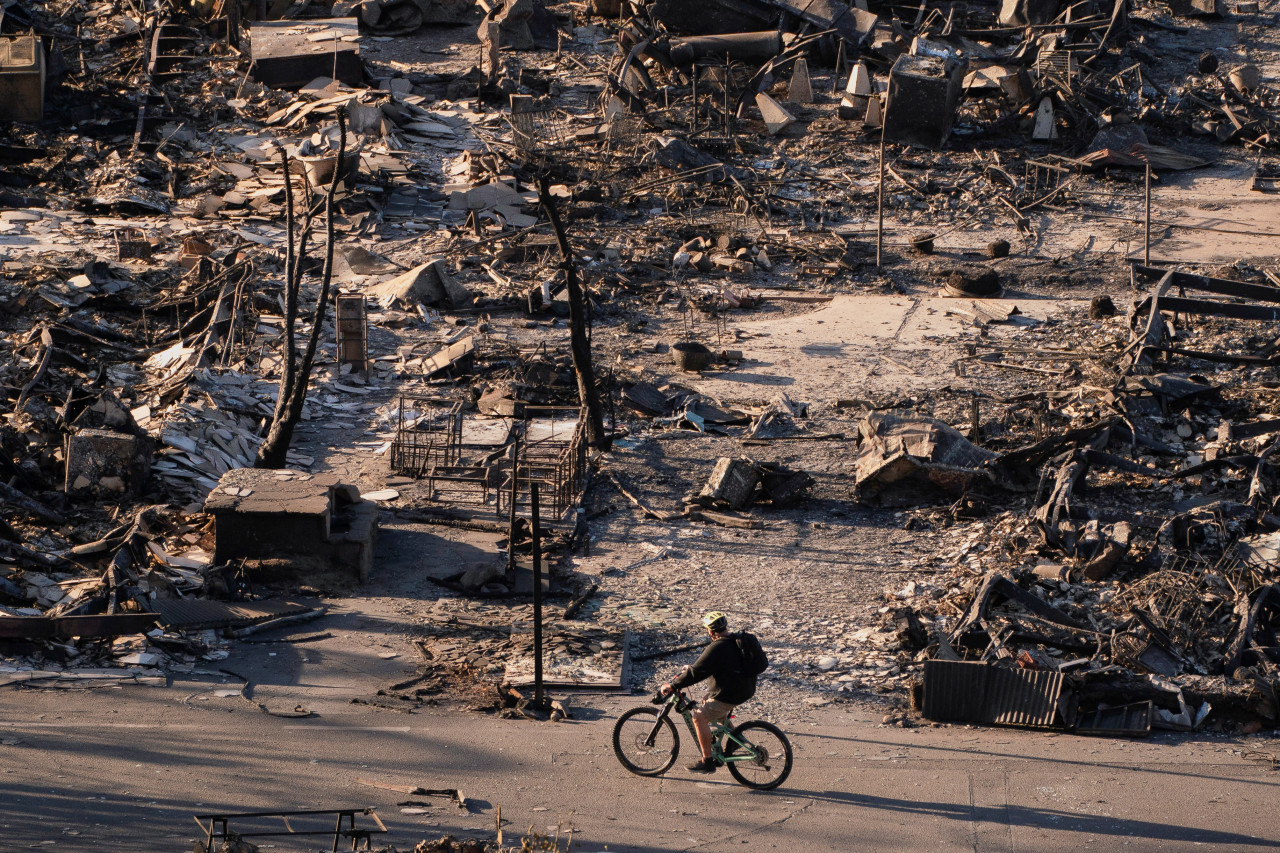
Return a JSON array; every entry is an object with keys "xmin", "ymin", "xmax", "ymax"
[{"xmin": 0, "ymin": 0, "xmax": 1278, "ymax": 748}]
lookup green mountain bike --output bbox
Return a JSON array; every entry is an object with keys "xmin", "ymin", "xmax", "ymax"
[{"xmin": 612, "ymin": 690, "xmax": 793, "ymax": 790}]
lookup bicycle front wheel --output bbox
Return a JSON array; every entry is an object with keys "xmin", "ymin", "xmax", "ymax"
[
  {"xmin": 724, "ymin": 720, "xmax": 792, "ymax": 790},
  {"xmin": 612, "ymin": 707, "xmax": 680, "ymax": 777}
]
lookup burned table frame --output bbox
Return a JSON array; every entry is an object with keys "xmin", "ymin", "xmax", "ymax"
[{"xmin": 193, "ymin": 807, "xmax": 386, "ymax": 852}]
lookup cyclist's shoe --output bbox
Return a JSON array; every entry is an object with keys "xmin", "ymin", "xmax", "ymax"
[{"xmin": 687, "ymin": 757, "xmax": 721, "ymax": 773}]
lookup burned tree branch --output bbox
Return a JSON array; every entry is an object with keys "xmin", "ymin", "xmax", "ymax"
[
  {"xmin": 256, "ymin": 110, "xmax": 348, "ymax": 469},
  {"xmin": 538, "ymin": 176, "xmax": 608, "ymax": 449}
]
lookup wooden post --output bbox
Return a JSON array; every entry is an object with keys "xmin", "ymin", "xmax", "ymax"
[
  {"xmin": 691, "ymin": 63, "xmax": 698, "ymax": 134},
  {"xmin": 507, "ymin": 435, "xmax": 520, "ymax": 575},
  {"xmin": 724, "ymin": 55, "xmax": 730, "ymax": 139},
  {"xmin": 531, "ymin": 482, "xmax": 544, "ymax": 706},
  {"xmin": 1144, "ymin": 162, "xmax": 1152, "ymax": 266},
  {"xmin": 876, "ymin": 118, "xmax": 887, "ymax": 267},
  {"xmin": 832, "ymin": 40, "xmax": 844, "ymax": 94}
]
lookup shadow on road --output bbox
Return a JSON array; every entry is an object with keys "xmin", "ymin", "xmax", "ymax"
[{"xmin": 777, "ymin": 787, "xmax": 1277, "ymax": 847}]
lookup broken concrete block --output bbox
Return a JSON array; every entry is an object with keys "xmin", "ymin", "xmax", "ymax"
[
  {"xmin": 755, "ymin": 92, "xmax": 796, "ymax": 136},
  {"xmin": 249, "ymin": 19, "xmax": 362, "ymax": 91},
  {"xmin": 883, "ymin": 54, "xmax": 965, "ymax": 149},
  {"xmin": 787, "ymin": 57, "xmax": 813, "ymax": 104},
  {"xmin": 699, "ymin": 457, "xmax": 760, "ymax": 509},
  {"xmin": 64, "ymin": 429, "xmax": 151, "ymax": 499},
  {"xmin": 0, "ymin": 35, "xmax": 45, "ymax": 123},
  {"xmin": 1167, "ymin": 0, "xmax": 1216, "ymax": 15}
]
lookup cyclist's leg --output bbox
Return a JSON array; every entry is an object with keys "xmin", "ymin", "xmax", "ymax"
[{"xmin": 693, "ymin": 699, "xmax": 735, "ymax": 761}]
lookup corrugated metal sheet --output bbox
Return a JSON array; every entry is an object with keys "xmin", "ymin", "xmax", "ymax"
[
  {"xmin": 922, "ymin": 660, "xmax": 1065, "ymax": 728},
  {"xmin": 152, "ymin": 599, "xmax": 312, "ymax": 629},
  {"xmin": 1076, "ymin": 701, "xmax": 1152, "ymax": 737}
]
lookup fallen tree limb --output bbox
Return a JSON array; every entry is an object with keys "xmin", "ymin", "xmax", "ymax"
[
  {"xmin": 13, "ymin": 325, "xmax": 53, "ymax": 414},
  {"xmin": 0, "ymin": 481, "xmax": 66, "ymax": 525}
]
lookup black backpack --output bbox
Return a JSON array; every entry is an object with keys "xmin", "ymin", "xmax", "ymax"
[{"xmin": 734, "ymin": 631, "xmax": 769, "ymax": 676}]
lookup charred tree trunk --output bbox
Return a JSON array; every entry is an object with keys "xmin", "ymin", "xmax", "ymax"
[
  {"xmin": 537, "ymin": 177, "xmax": 608, "ymax": 449},
  {"xmin": 255, "ymin": 111, "xmax": 347, "ymax": 469}
]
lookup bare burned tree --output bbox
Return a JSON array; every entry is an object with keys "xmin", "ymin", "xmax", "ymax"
[
  {"xmin": 255, "ymin": 110, "xmax": 347, "ymax": 469},
  {"xmin": 537, "ymin": 176, "xmax": 608, "ymax": 449}
]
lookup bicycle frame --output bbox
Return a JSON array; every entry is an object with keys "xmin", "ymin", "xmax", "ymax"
[{"xmin": 648, "ymin": 691, "xmax": 761, "ymax": 765}]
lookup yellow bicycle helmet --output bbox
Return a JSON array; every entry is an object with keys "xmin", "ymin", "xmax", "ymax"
[{"xmin": 701, "ymin": 611, "xmax": 728, "ymax": 632}]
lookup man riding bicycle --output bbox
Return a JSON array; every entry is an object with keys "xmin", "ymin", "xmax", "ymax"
[{"xmin": 660, "ymin": 611, "xmax": 757, "ymax": 774}]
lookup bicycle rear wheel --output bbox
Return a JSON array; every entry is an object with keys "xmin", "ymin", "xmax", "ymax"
[
  {"xmin": 724, "ymin": 720, "xmax": 792, "ymax": 790},
  {"xmin": 612, "ymin": 707, "xmax": 680, "ymax": 776}
]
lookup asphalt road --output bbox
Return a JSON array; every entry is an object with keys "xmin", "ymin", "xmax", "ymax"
[{"xmin": 2, "ymin": 669, "xmax": 1278, "ymax": 853}]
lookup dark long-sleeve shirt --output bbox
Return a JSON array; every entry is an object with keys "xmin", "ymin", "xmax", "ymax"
[{"xmin": 671, "ymin": 635, "xmax": 756, "ymax": 704}]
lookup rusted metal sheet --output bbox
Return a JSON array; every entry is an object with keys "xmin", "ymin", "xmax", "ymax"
[
  {"xmin": 54, "ymin": 613, "xmax": 158, "ymax": 638},
  {"xmin": 0, "ymin": 612, "xmax": 159, "ymax": 640},
  {"xmin": 1132, "ymin": 265, "xmax": 1280, "ymax": 303},
  {"xmin": 0, "ymin": 617, "xmax": 54, "ymax": 639},
  {"xmin": 152, "ymin": 599, "xmax": 312, "ymax": 630},
  {"xmin": 1155, "ymin": 296, "xmax": 1280, "ymax": 322},
  {"xmin": 922, "ymin": 660, "xmax": 1067, "ymax": 728}
]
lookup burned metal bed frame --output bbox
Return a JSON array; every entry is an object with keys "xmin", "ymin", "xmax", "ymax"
[
  {"xmin": 390, "ymin": 398, "xmax": 586, "ymax": 518},
  {"xmin": 496, "ymin": 405, "xmax": 588, "ymax": 519}
]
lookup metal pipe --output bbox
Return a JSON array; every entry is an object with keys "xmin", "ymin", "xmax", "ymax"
[{"xmin": 670, "ymin": 31, "xmax": 781, "ymax": 67}]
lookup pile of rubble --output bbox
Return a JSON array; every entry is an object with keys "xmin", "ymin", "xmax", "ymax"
[{"xmin": 1, "ymin": 0, "xmax": 1279, "ymax": 742}]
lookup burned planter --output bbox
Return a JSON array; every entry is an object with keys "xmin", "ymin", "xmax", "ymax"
[
  {"xmin": 204, "ymin": 469, "xmax": 378, "ymax": 584},
  {"xmin": 883, "ymin": 54, "xmax": 965, "ymax": 150}
]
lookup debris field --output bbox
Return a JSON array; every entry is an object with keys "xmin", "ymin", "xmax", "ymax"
[{"xmin": 3, "ymin": 0, "xmax": 1280, "ymax": 754}]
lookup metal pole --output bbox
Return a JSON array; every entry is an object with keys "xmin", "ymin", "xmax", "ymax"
[
  {"xmin": 530, "ymin": 482, "xmax": 544, "ymax": 706},
  {"xmin": 876, "ymin": 116, "xmax": 887, "ymax": 267},
  {"xmin": 507, "ymin": 435, "xmax": 519, "ymax": 575},
  {"xmin": 1144, "ymin": 162, "xmax": 1152, "ymax": 266}
]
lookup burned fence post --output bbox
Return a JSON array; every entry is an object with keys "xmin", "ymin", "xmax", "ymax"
[
  {"xmin": 877, "ymin": 111, "xmax": 887, "ymax": 267},
  {"xmin": 1145, "ymin": 161, "xmax": 1152, "ymax": 266},
  {"xmin": 531, "ymin": 481, "xmax": 544, "ymax": 706},
  {"xmin": 508, "ymin": 434, "xmax": 520, "ymax": 575}
]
